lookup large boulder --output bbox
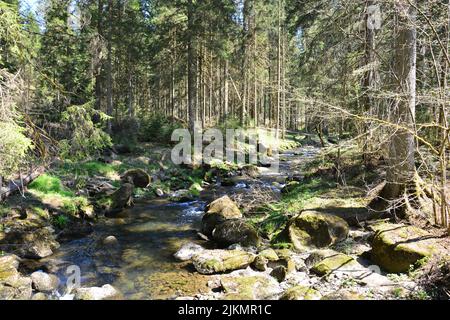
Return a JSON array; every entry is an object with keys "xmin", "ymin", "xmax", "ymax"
[
  {"xmin": 30, "ymin": 271, "xmax": 60, "ymax": 293},
  {"xmin": 74, "ymin": 284, "xmax": 121, "ymax": 300},
  {"xmin": 201, "ymin": 196, "xmax": 242, "ymax": 236},
  {"xmin": 105, "ymin": 182, "xmax": 134, "ymax": 217},
  {"xmin": 212, "ymin": 220, "xmax": 261, "ymax": 247},
  {"xmin": 192, "ymin": 249, "xmax": 255, "ymax": 274},
  {"xmin": 121, "ymin": 169, "xmax": 151, "ymax": 188},
  {"xmin": 286, "ymin": 210, "xmax": 349, "ymax": 250},
  {"xmin": 370, "ymin": 224, "xmax": 438, "ymax": 273}
]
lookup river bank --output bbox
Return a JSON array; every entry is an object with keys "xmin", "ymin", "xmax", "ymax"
[{"xmin": 0, "ymin": 136, "xmax": 448, "ymax": 300}]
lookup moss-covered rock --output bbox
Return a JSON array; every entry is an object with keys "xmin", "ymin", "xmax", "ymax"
[
  {"xmin": 270, "ymin": 266, "xmax": 287, "ymax": 282},
  {"xmin": 212, "ymin": 219, "xmax": 261, "ymax": 247},
  {"xmin": 201, "ymin": 196, "xmax": 242, "ymax": 236},
  {"xmin": 74, "ymin": 284, "xmax": 121, "ymax": 300},
  {"xmin": 0, "ymin": 254, "xmax": 20, "ymax": 281},
  {"xmin": 286, "ymin": 210, "xmax": 349, "ymax": 250},
  {"xmin": 169, "ymin": 189, "xmax": 195, "ymax": 202},
  {"xmin": 192, "ymin": 249, "xmax": 255, "ymax": 274},
  {"xmin": 121, "ymin": 169, "xmax": 151, "ymax": 188},
  {"xmin": 252, "ymin": 256, "xmax": 268, "ymax": 271},
  {"xmin": 0, "ymin": 254, "xmax": 32, "ymax": 300},
  {"xmin": 258, "ymin": 248, "xmax": 279, "ymax": 261},
  {"xmin": 0, "ymin": 226, "xmax": 60, "ymax": 259},
  {"xmin": 307, "ymin": 249, "xmax": 359, "ymax": 276},
  {"xmin": 321, "ymin": 290, "xmax": 365, "ymax": 300},
  {"xmin": 220, "ymin": 269, "xmax": 281, "ymax": 299},
  {"xmin": 105, "ymin": 182, "xmax": 134, "ymax": 217},
  {"xmin": 370, "ymin": 224, "xmax": 438, "ymax": 273},
  {"xmin": 253, "ymin": 248, "xmax": 279, "ymax": 270},
  {"xmin": 280, "ymin": 285, "xmax": 322, "ymax": 300}
]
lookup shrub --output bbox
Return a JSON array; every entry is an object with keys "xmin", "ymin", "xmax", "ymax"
[
  {"xmin": 59, "ymin": 101, "xmax": 112, "ymax": 160},
  {"xmin": 138, "ymin": 113, "xmax": 183, "ymax": 143},
  {"xmin": 0, "ymin": 121, "xmax": 32, "ymax": 178}
]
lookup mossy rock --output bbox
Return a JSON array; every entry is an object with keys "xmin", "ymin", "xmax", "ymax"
[
  {"xmin": 307, "ymin": 249, "xmax": 358, "ymax": 276},
  {"xmin": 287, "ymin": 210, "xmax": 349, "ymax": 250},
  {"xmin": 258, "ymin": 248, "xmax": 279, "ymax": 261},
  {"xmin": 201, "ymin": 196, "xmax": 242, "ymax": 236},
  {"xmin": 0, "ymin": 255, "xmax": 32, "ymax": 300},
  {"xmin": 280, "ymin": 285, "xmax": 322, "ymax": 300},
  {"xmin": 321, "ymin": 290, "xmax": 365, "ymax": 300},
  {"xmin": 192, "ymin": 249, "xmax": 255, "ymax": 274},
  {"xmin": 169, "ymin": 189, "xmax": 195, "ymax": 202},
  {"xmin": 121, "ymin": 169, "xmax": 151, "ymax": 188},
  {"xmin": 109, "ymin": 182, "xmax": 134, "ymax": 210},
  {"xmin": 220, "ymin": 270, "xmax": 281, "ymax": 300},
  {"xmin": 252, "ymin": 256, "xmax": 268, "ymax": 271},
  {"xmin": 370, "ymin": 224, "xmax": 438, "ymax": 273},
  {"xmin": 212, "ymin": 219, "xmax": 261, "ymax": 247},
  {"xmin": 0, "ymin": 255, "xmax": 20, "ymax": 282},
  {"xmin": 270, "ymin": 266, "xmax": 287, "ymax": 282},
  {"xmin": 268, "ymin": 257, "xmax": 296, "ymax": 274}
]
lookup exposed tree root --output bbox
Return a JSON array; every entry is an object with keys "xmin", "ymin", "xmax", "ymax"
[{"xmin": 369, "ymin": 172, "xmax": 448, "ymax": 229}]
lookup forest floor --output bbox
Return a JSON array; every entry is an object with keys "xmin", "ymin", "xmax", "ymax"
[{"xmin": 0, "ymin": 133, "xmax": 449, "ymax": 300}]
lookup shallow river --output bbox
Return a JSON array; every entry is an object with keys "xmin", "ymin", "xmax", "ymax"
[{"xmin": 42, "ymin": 146, "xmax": 320, "ymax": 299}]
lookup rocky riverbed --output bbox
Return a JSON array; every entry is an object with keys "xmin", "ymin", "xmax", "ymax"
[{"xmin": 1, "ymin": 142, "xmax": 448, "ymax": 300}]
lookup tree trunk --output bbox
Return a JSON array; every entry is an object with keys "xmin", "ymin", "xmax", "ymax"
[
  {"xmin": 376, "ymin": 0, "xmax": 417, "ymax": 208},
  {"xmin": 187, "ymin": 0, "xmax": 197, "ymax": 133},
  {"xmin": 106, "ymin": 0, "xmax": 113, "ymax": 133}
]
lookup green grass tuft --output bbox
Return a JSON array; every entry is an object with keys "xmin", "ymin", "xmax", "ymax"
[{"xmin": 29, "ymin": 174, "xmax": 74, "ymax": 197}]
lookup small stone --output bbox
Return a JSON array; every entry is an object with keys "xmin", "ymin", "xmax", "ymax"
[
  {"xmin": 270, "ymin": 266, "xmax": 287, "ymax": 282},
  {"xmin": 252, "ymin": 256, "xmax": 268, "ymax": 271},
  {"xmin": 102, "ymin": 235, "xmax": 119, "ymax": 246},
  {"xmin": 174, "ymin": 242, "xmax": 204, "ymax": 261},
  {"xmin": 32, "ymin": 292, "xmax": 48, "ymax": 300},
  {"xmin": 74, "ymin": 284, "xmax": 120, "ymax": 300},
  {"xmin": 258, "ymin": 249, "xmax": 279, "ymax": 261},
  {"xmin": 155, "ymin": 188, "xmax": 164, "ymax": 197},
  {"xmin": 31, "ymin": 271, "xmax": 60, "ymax": 293}
]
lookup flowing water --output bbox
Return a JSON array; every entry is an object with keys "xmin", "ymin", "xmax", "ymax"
[{"xmin": 41, "ymin": 146, "xmax": 320, "ymax": 299}]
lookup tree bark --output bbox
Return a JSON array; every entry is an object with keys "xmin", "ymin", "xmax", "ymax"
[{"xmin": 378, "ymin": 0, "xmax": 417, "ymax": 205}]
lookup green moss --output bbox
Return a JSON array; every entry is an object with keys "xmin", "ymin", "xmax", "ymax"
[
  {"xmin": 29, "ymin": 174, "xmax": 74, "ymax": 197},
  {"xmin": 310, "ymin": 254, "xmax": 355, "ymax": 276},
  {"xmin": 57, "ymin": 160, "xmax": 118, "ymax": 177},
  {"xmin": 371, "ymin": 225, "xmax": 437, "ymax": 273},
  {"xmin": 280, "ymin": 286, "xmax": 321, "ymax": 300},
  {"xmin": 52, "ymin": 214, "xmax": 70, "ymax": 229},
  {"xmin": 0, "ymin": 205, "xmax": 10, "ymax": 218},
  {"xmin": 30, "ymin": 206, "xmax": 49, "ymax": 219},
  {"xmin": 188, "ymin": 182, "xmax": 203, "ymax": 197}
]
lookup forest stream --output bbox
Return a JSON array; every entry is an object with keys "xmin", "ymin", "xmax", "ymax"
[{"xmin": 35, "ymin": 146, "xmax": 320, "ymax": 299}]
